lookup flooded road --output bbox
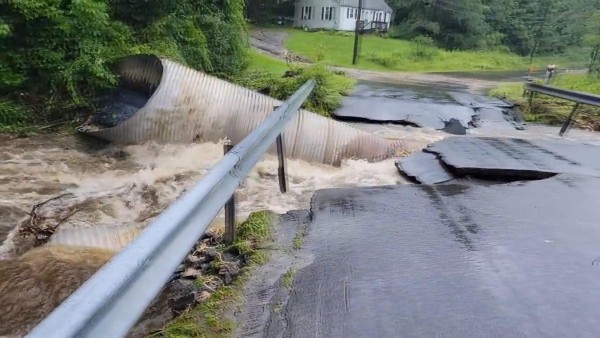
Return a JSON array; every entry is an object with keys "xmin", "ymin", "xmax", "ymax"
[
  {"xmin": 0, "ymin": 131, "xmax": 419, "ymax": 258},
  {"xmin": 3, "ymin": 70, "xmax": 600, "ymax": 337},
  {"xmin": 2, "ymin": 77, "xmax": 600, "ymax": 259},
  {"xmin": 336, "ymin": 80, "xmax": 523, "ymax": 134},
  {"xmin": 346, "ymin": 79, "xmax": 600, "ymax": 143}
]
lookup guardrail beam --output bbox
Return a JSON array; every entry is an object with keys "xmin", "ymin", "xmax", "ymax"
[
  {"xmin": 26, "ymin": 79, "xmax": 316, "ymax": 338},
  {"xmin": 523, "ymin": 82, "xmax": 600, "ymax": 136}
]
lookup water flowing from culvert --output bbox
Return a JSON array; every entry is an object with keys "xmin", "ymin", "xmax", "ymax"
[
  {"xmin": 0, "ymin": 129, "xmax": 435, "ymax": 259},
  {"xmin": 3, "ymin": 79, "xmax": 600, "ymax": 259}
]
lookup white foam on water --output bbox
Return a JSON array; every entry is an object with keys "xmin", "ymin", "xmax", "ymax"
[{"xmin": 0, "ymin": 128, "xmax": 439, "ymax": 258}]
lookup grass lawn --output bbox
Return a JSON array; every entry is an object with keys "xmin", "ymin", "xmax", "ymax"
[
  {"xmin": 490, "ymin": 74, "xmax": 600, "ymax": 129},
  {"xmin": 247, "ymin": 49, "xmax": 290, "ymax": 75},
  {"xmin": 280, "ymin": 29, "xmax": 588, "ymax": 73}
]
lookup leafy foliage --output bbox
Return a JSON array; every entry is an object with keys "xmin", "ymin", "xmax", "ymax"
[
  {"xmin": 584, "ymin": 10, "xmax": 600, "ymax": 75},
  {"xmin": 388, "ymin": 0, "xmax": 600, "ymax": 57},
  {"xmin": 0, "ymin": 0, "xmax": 247, "ymax": 128},
  {"xmin": 234, "ymin": 64, "xmax": 355, "ymax": 117}
]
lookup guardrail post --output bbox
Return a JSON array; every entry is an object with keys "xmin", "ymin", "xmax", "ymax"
[
  {"xmin": 274, "ymin": 105, "xmax": 289, "ymax": 194},
  {"xmin": 559, "ymin": 103, "xmax": 581, "ymax": 137},
  {"xmin": 528, "ymin": 90, "xmax": 535, "ymax": 113},
  {"xmin": 223, "ymin": 144, "xmax": 236, "ymax": 244},
  {"xmin": 276, "ymin": 134, "xmax": 288, "ymax": 193}
]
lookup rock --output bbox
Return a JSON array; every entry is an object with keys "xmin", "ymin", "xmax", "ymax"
[
  {"xmin": 196, "ymin": 291, "xmax": 211, "ymax": 303},
  {"xmin": 223, "ymin": 273, "xmax": 233, "ymax": 285},
  {"xmin": 219, "ymin": 261, "xmax": 241, "ymax": 285},
  {"xmin": 182, "ymin": 268, "xmax": 201, "ymax": 279},
  {"xmin": 205, "ymin": 247, "xmax": 218, "ymax": 258},
  {"xmin": 168, "ymin": 279, "xmax": 200, "ymax": 315},
  {"xmin": 169, "ymin": 292, "xmax": 196, "ymax": 315},
  {"xmin": 200, "ymin": 263, "xmax": 210, "ymax": 272},
  {"xmin": 222, "ymin": 252, "xmax": 237, "ymax": 262},
  {"xmin": 169, "ymin": 279, "xmax": 198, "ymax": 294},
  {"xmin": 187, "ymin": 254, "xmax": 201, "ymax": 263}
]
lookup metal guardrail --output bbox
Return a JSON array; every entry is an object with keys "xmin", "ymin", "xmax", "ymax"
[
  {"xmin": 525, "ymin": 82, "xmax": 600, "ymax": 107},
  {"xmin": 524, "ymin": 82, "xmax": 600, "ymax": 136},
  {"xmin": 26, "ymin": 79, "xmax": 316, "ymax": 338}
]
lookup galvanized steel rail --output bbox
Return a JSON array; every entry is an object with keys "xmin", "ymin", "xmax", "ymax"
[
  {"xmin": 26, "ymin": 79, "xmax": 316, "ymax": 338},
  {"xmin": 525, "ymin": 82, "xmax": 600, "ymax": 107},
  {"xmin": 524, "ymin": 82, "xmax": 600, "ymax": 136}
]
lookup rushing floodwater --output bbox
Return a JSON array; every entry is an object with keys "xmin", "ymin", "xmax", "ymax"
[
  {"xmin": 2, "ymin": 79, "xmax": 600, "ymax": 259},
  {"xmin": 0, "ymin": 131, "xmax": 422, "ymax": 258}
]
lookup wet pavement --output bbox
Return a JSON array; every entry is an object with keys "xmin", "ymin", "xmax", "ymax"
[
  {"xmin": 229, "ymin": 71, "xmax": 600, "ymax": 338},
  {"xmin": 264, "ymin": 174, "xmax": 600, "ymax": 337},
  {"xmin": 334, "ymin": 81, "xmax": 524, "ymax": 135},
  {"xmin": 395, "ymin": 151, "xmax": 454, "ymax": 184},
  {"xmin": 397, "ymin": 137, "xmax": 600, "ymax": 183}
]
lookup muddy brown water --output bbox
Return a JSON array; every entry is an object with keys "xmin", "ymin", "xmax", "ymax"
[
  {"xmin": 2, "ymin": 77, "xmax": 600, "ymax": 338},
  {"xmin": 0, "ymin": 129, "xmax": 419, "ymax": 258},
  {"xmin": 2, "ymin": 78, "xmax": 600, "ymax": 258}
]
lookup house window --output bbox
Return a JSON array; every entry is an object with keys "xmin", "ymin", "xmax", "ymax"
[
  {"xmin": 301, "ymin": 6, "xmax": 313, "ymax": 20},
  {"xmin": 347, "ymin": 7, "xmax": 354, "ymax": 19},
  {"xmin": 321, "ymin": 6, "xmax": 333, "ymax": 20}
]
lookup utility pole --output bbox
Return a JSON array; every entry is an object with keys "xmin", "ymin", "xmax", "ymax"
[
  {"xmin": 352, "ymin": 0, "xmax": 363, "ymax": 65},
  {"xmin": 529, "ymin": 0, "xmax": 551, "ymax": 65}
]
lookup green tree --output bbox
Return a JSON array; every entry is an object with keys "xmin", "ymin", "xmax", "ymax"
[
  {"xmin": 0, "ymin": 0, "xmax": 248, "ymax": 126},
  {"xmin": 584, "ymin": 10, "xmax": 600, "ymax": 75},
  {"xmin": 388, "ymin": 0, "xmax": 600, "ymax": 55}
]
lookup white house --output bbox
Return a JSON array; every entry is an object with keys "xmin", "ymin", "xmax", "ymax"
[{"xmin": 293, "ymin": 0, "xmax": 393, "ymax": 32}]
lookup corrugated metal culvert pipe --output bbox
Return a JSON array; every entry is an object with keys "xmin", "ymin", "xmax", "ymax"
[{"xmin": 77, "ymin": 54, "xmax": 404, "ymax": 166}]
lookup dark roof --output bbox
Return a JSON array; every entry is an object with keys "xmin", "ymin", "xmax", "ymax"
[{"xmin": 339, "ymin": 0, "xmax": 393, "ymax": 12}]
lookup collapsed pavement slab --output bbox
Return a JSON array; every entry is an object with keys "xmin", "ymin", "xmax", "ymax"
[
  {"xmin": 272, "ymin": 175, "xmax": 600, "ymax": 337},
  {"xmin": 334, "ymin": 82, "xmax": 524, "ymax": 135},
  {"xmin": 396, "ymin": 136, "xmax": 600, "ymax": 183},
  {"xmin": 446, "ymin": 91, "xmax": 514, "ymax": 109},
  {"xmin": 395, "ymin": 151, "xmax": 454, "ymax": 184},
  {"xmin": 427, "ymin": 137, "xmax": 600, "ymax": 180}
]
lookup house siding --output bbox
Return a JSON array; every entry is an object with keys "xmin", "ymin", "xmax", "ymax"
[
  {"xmin": 294, "ymin": 0, "xmax": 339, "ymax": 30},
  {"xmin": 294, "ymin": 0, "xmax": 392, "ymax": 32}
]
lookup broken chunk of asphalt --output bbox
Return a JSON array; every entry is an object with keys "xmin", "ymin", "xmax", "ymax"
[
  {"xmin": 334, "ymin": 82, "xmax": 524, "ymax": 135},
  {"xmin": 396, "ymin": 136, "xmax": 600, "ymax": 183},
  {"xmin": 396, "ymin": 151, "xmax": 455, "ymax": 184}
]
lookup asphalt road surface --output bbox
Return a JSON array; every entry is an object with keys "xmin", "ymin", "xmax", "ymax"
[
  {"xmin": 264, "ymin": 174, "xmax": 600, "ymax": 338},
  {"xmin": 397, "ymin": 136, "xmax": 600, "ymax": 184}
]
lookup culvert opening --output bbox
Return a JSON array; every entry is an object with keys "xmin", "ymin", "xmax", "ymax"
[{"xmin": 79, "ymin": 54, "xmax": 164, "ymax": 130}]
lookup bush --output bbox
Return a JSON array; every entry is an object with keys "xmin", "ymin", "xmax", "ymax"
[
  {"xmin": 0, "ymin": 0, "xmax": 247, "ymax": 129},
  {"xmin": 409, "ymin": 35, "xmax": 437, "ymax": 61},
  {"xmin": 0, "ymin": 99, "xmax": 32, "ymax": 129},
  {"xmin": 234, "ymin": 65, "xmax": 355, "ymax": 117}
]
